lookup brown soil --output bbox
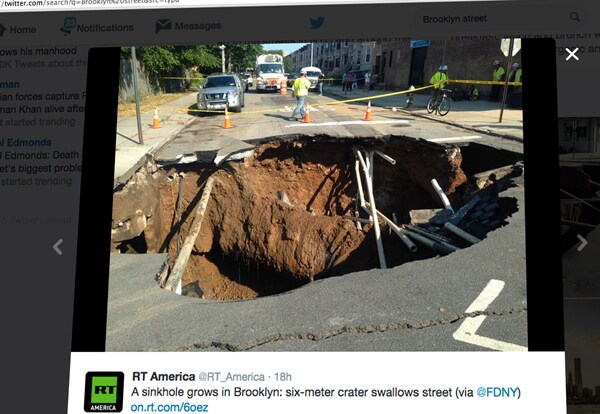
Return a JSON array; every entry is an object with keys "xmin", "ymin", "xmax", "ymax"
[{"xmin": 155, "ymin": 138, "xmax": 468, "ymax": 301}]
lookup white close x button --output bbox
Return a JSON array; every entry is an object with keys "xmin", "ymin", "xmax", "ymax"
[{"xmin": 566, "ymin": 47, "xmax": 580, "ymax": 61}]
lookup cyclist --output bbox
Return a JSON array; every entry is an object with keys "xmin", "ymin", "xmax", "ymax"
[{"xmin": 429, "ymin": 65, "xmax": 449, "ymax": 100}]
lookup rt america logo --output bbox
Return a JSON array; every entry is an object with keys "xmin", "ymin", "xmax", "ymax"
[{"xmin": 84, "ymin": 372, "xmax": 124, "ymax": 412}]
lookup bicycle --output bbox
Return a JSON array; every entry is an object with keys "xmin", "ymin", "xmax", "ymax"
[{"xmin": 426, "ymin": 88, "xmax": 452, "ymax": 116}]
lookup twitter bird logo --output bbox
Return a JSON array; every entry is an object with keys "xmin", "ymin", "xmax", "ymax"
[{"xmin": 310, "ymin": 16, "xmax": 325, "ymax": 29}]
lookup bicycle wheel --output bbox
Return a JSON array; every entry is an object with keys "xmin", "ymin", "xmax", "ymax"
[
  {"xmin": 438, "ymin": 97, "xmax": 451, "ymax": 116},
  {"xmin": 426, "ymin": 97, "xmax": 436, "ymax": 114}
]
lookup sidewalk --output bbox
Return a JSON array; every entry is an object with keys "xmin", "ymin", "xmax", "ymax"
[
  {"xmin": 114, "ymin": 92, "xmax": 197, "ymax": 188},
  {"xmin": 323, "ymin": 85, "xmax": 523, "ymax": 141}
]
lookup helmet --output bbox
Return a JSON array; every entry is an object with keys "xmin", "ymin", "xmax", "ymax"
[
  {"xmin": 512, "ymin": 63, "xmax": 520, "ymax": 68},
  {"xmin": 493, "ymin": 60, "xmax": 500, "ymax": 65},
  {"xmin": 441, "ymin": 65, "xmax": 448, "ymax": 71}
]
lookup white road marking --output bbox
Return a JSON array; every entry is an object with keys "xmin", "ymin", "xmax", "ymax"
[
  {"xmin": 285, "ymin": 120, "xmax": 409, "ymax": 128},
  {"xmin": 427, "ymin": 136, "xmax": 482, "ymax": 143},
  {"xmin": 453, "ymin": 279, "xmax": 528, "ymax": 352}
]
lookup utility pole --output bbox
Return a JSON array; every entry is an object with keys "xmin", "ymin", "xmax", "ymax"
[
  {"xmin": 499, "ymin": 38, "xmax": 514, "ymax": 123},
  {"xmin": 310, "ymin": 43, "xmax": 314, "ymax": 66},
  {"xmin": 130, "ymin": 46, "xmax": 144, "ymax": 145},
  {"xmin": 219, "ymin": 44, "xmax": 226, "ymax": 73}
]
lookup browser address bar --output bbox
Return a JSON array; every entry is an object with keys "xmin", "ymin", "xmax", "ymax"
[{"xmin": 0, "ymin": 0, "xmax": 514, "ymax": 13}]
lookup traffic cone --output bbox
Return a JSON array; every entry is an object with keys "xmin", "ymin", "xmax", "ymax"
[
  {"xmin": 302, "ymin": 105, "xmax": 311, "ymax": 123},
  {"xmin": 363, "ymin": 101, "xmax": 372, "ymax": 121},
  {"xmin": 223, "ymin": 107, "xmax": 232, "ymax": 129},
  {"xmin": 151, "ymin": 108, "xmax": 161, "ymax": 129},
  {"xmin": 280, "ymin": 79, "xmax": 287, "ymax": 95}
]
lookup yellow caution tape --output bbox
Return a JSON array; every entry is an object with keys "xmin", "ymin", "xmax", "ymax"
[
  {"xmin": 449, "ymin": 79, "xmax": 522, "ymax": 86},
  {"xmin": 156, "ymin": 78, "xmax": 520, "ymax": 117},
  {"xmin": 158, "ymin": 84, "xmax": 434, "ymax": 116},
  {"xmin": 159, "ymin": 77, "xmax": 205, "ymax": 80}
]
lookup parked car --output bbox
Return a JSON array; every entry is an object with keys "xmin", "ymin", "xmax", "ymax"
[
  {"xmin": 237, "ymin": 72, "xmax": 252, "ymax": 91},
  {"xmin": 197, "ymin": 73, "xmax": 245, "ymax": 113}
]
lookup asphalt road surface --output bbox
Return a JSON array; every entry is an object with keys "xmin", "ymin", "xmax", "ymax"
[{"xmin": 154, "ymin": 86, "xmax": 522, "ymax": 165}]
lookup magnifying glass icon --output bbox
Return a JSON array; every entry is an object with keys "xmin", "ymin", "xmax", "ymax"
[{"xmin": 570, "ymin": 11, "xmax": 581, "ymax": 22}]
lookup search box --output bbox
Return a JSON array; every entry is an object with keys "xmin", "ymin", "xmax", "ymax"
[{"xmin": 417, "ymin": 4, "xmax": 586, "ymax": 33}]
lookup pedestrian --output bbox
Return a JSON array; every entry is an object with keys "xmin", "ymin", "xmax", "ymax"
[
  {"xmin": 346, "ymin": 72, "xmax": 354, "ymax": 94},
  {"xmin": 318, "ymin": 72, "xmax": 325, "ymax": 95},
  {"xmin": 342, "ymin": 70, "xmax": 348, "ymax": 93},
  {"xmin": 489, "ymin": 60, "xmax": 505, "ymax": 101},
  {"xmin": 351, "ymin": 72, "xmax": 358, "ymax": 90},
  {"xmin": 429, "ymin": 65, "xmax": 449, "ymax": 100},
  {"xmin": 364, "ymin": 71, "xmax": 371, "ymax": 90},
  {"xmin": 507, "ymin": 62, "xmax": 522, "ymax": 108},
  {"xmin": 290, "ymin": 72, "xmax": 311, "ymax": 121}
]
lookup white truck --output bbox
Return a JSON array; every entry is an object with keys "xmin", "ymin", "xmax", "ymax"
[
  {"xmin": 300, "ymin": 66, "xmax": 323, "ymax": 90},
  {"xmin": 255, "ymin": 54, "xmax": 285, "ymax": 92}
]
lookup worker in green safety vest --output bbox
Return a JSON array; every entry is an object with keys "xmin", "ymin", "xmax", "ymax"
[
  {"xmin": 509, "ymin": 62, "xmax": 522, "ymax": 83},
  {"xmin": 508, "ymin": 63, "xmax": 522, "ymax": 108},
  {"xmin": 429, "ymin": 65, "xmax": 448, "ymax": 99},
  {"xmin": 490, "ymin": 60, "xmax": 505, "ymax": 101}
]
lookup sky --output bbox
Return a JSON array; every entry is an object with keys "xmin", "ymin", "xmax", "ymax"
[
  {"xmin": 564, "ymin": 299, "xmax": 600, "ymax": 390},
  {"xmin": 261, "ymin": 43, "xmax": 306, "ymax": 55}
]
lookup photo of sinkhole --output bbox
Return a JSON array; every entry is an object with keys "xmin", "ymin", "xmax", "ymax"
[{"xmin": 110, "ymin": 135, "xmax": 522, "ymax": 302}]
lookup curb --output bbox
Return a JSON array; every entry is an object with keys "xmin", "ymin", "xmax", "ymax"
[
  {"xmin": 397, "ymin": 109, "xmax": 523, "ymax": 143},
  {"xmin": 113, "ymin": 112, "xmax": 197, "ymax": 189}
]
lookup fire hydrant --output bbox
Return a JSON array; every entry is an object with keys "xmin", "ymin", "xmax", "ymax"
[{"xmin": 406, "ymin": 85, "xmax": 415, "ymax": 108}]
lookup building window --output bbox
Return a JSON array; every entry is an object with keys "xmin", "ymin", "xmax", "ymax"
[
  {"xmin": 337, "ymin": 42, "xmax": 341, "ymax": 50},
  {"xmin": 389, "ymin": 51, "xmax": 393, "ymax": 67},
  {"xmin": 344, "ymin": 55, "xmax": 348, "ymax": 65},
  {"xmin": 365, "ymin": 47, "xmax": 371, "ymax": 63},
  {"xmin": 335, "ymin": 57, "xmax": 340, "ymax": 67}
]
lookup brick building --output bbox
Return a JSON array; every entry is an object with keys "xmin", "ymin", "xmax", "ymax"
[{"xmin": 373, "ymin": 38, "xmax": 521, "ymax": 97}]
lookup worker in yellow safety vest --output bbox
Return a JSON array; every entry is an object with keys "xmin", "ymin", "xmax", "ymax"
[
  {"xmin": 508, "ymin": 62, "xmax": 522, "ymax": 83},
  {"xmin": 490, "ymin": 60, "xmax": 505, "ymax": 101},
  {"xmin": 507, "ymin": 63, "xmax": 522, "ymax": 108},
  {"xmin": 469, "ymin": 85, "xmax": 479, "ymax": 101},
  {"xmin": 429, "ymin": 65, "xmax": 448, "ymax": 99},
  {"xmin": 290, "ymin": 72, "xmax": 311, "ymax": 121}
]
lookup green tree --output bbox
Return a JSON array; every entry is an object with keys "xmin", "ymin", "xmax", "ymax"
[
  {"xmin": 121, "ymin": 46, "xmax": 220, "ymax": 77},
  {"xmin": 283, "ymin": 56, "xmax": 294, "ymax": 73},
  {"xmin": 226, "ymin": 44, "xmax": 264, "ymax": 72}
]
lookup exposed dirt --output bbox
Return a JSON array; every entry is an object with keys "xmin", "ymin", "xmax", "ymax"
[
  {"xmin": 157, "ymin": 138, "xmax": 469, "ymax": 300},
  {"xmin": 112, "ymin": 137, "xmax": 521, "ymax": 301}
]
